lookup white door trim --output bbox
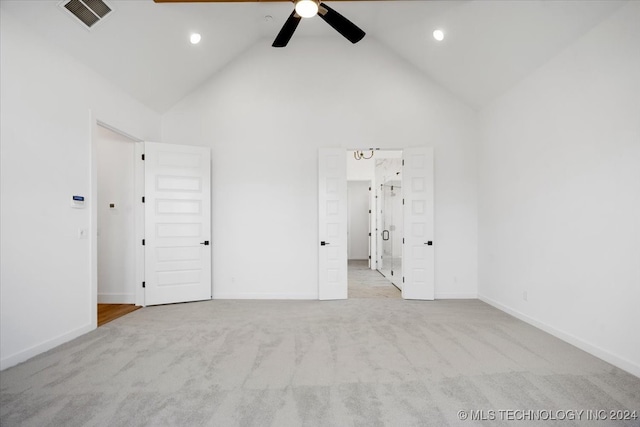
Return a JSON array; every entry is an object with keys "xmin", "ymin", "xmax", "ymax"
[{"xmin": 134, "ymin": 142, "xmax": 145, "ymax": 306}]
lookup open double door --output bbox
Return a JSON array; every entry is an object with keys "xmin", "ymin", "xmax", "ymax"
[{"xmin": 318, "ymin": 147, "xmax": 435, "ymax": 301}]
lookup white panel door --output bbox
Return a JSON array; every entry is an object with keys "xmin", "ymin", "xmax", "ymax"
[
  {"xmin": 144, "ymin": 142, "xmax": 211, "ymax": 306},
  {"xmin": 402, "ymin": 147, "xmax": 435, "ymax": 300},
  {"xmin": 318, "ymin": 148, "xmax": 347, "ymax": 300}
]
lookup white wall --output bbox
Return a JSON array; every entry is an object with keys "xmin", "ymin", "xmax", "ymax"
[
  {"xmin": 0, "ymin": 10, "xmax": 160, "ymax": 370},
  {"xmin": 346, "ymin": 152, "xmax": 375, "ymax": 181},
  {"xmin": 478, "ymin": 2, "xmax": 640, "ymax": 377},
  {"xmin": 96, "ymin": 126, "xmax": 136, "ymax": 303},
  {"xmin": 347, "ymin": 181, "xmax": 370, "ymax": 260},
  {"xmin": 162, "ymin": 37, "xmax": 479, "ymax": 299}
]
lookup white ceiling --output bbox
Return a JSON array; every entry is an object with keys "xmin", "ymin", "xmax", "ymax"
[{"xmin": 0, "ymin": 0, "xmax": 626, "ymax": 112}]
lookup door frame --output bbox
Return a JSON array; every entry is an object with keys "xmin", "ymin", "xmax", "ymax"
[
  {"xmin": 343, "ymin": 148, "xmax": 403, "ymax": 294},
  {"xmin": 341, "ymin": 147, "xmax": 435, "ymax": 300},
  {"xmin": 346, "ymin": 179, "xmax": 373, "ymax": 263},
  {"xmin": 90, "ymin": 115, "xmax": 146, "ymax": 330}
]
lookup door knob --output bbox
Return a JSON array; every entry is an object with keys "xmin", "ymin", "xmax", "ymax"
[
  {"xmin": 200, "ymin": 241, "xmax": 210, "ymax": 245},
  {"xmin": 424, "ymin": 241, "xmax": 433, "ymax": 245},
  {"xmin": 320, "ymin": 241, "xmax": 330, "ymax": 246}
]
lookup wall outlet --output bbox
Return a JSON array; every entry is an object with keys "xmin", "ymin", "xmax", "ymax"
[{"xmin": 523, "ymin": 291, "xmax": 528, "ymax": 301}]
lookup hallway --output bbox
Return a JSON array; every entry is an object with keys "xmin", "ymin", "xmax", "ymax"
[{"xmin": 347, "ymin": 260, "xmax": 401, "ymax": 299}]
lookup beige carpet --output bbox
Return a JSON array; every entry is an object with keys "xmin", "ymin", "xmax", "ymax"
[
  {"xmin": 1, "ymin": 299, "xmax": 639, "ymax": 426},
  {"xmin": 348, "ymin": 260, "xmax": 401, "ymax": 299}
]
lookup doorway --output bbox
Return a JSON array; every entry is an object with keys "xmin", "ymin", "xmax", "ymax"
[
  {"xmin": 318, "ymin": 146, "xmax": 434, "ymax": 300},
  {"xmin": 95, "ymin": 123, "xmax": 141, "ymax": 325},
  {"xmin": 346, "ymin": 149, "xmax": 401, "ymax": 299}
]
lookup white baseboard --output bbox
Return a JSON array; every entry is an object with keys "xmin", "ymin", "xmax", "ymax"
[
  {"xmin": 1, "ymin": 323, "xmax": 94, "ymax": 371},
  {"xmin": 479, "ymin": 294, "xmax": 640, "ymax": 378},
  {"xmin": 213, "ymin": 293, "xmax": 318, "ymax": 300},
  {"xmin": 435, "ymin": 292, "xmax": 478, "ymax": 299},
  {"xmin": 214, "ymin": 293, "xmax": 480, "ymax": 300},
  {"xmin": 98, "ymin": 293, "xmax": 135, "ymax": 304}
]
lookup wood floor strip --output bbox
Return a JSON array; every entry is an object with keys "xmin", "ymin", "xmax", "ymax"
[{"xmin": 97, "ymin": 304, "xmax": 140, "ymax": 327}]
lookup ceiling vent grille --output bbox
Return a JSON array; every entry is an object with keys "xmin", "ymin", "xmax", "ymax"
[{"xmin": 60, "ymin": 0, "xmax": 112, "ymax": 30}]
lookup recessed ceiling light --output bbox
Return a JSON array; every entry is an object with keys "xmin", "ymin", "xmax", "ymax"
[
  {"xmin": 433, "ymin": 29, "xmax": 444, "ymax": 42},
  {"xmin": 190, "ymin": 33, "xmax": 201, "ymax": 44}
]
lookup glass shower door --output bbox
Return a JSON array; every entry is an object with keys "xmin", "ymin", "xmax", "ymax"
[{"xmin": 378, "ymin": 180, "xmax": 402, "ymax": 288}]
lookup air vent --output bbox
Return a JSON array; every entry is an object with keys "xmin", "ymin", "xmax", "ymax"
[{"xmin": 59, "ymin": 0, "xmax": 112, "ymax": 30}]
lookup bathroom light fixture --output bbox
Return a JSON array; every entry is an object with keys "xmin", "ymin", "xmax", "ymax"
[
  {"xmin": 354, "ymin": 150, "xmax": 374, "ymax": 160},
  {"xmin": 433, "ymin": 29, "xmax": 444, "ymax": 41},
  {"xmin": 190, "ymin": 33, "xmax": 201, "ymax": 44},
  {"xmin": 295, "ymin": 0, "xmax": 319, "ymax": 18}
]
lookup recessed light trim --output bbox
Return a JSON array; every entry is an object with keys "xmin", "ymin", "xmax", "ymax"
[
  {"xmin": 433, "ymin": 29, "xmax": 444, "ymax": 41},
  {"xmin": 190, "ymin": 33, "xmax": 201, "ymax": 44}
]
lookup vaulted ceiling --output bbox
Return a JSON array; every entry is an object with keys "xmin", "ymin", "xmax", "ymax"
[{"xmin": 0, "ymin": 0, "xmax": 626, "ymax": 112}]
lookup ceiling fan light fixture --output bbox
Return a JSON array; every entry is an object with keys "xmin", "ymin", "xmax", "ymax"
[{"xmin": 295, "ymin": 0, "xmax": 318, "ymax": 19}]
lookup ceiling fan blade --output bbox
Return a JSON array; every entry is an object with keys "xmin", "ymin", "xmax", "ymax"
[
  {"xmin": 272, "ymin": 11, "xmax": 301, "ymax": 48},
  {"xmin": 318, "ymin": 3, "xmax": 365, "ymax": 44}
]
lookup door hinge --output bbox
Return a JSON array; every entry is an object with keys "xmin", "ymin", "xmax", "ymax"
[
  {"xmin": 403, "ymin": 238, "xmax": 405, "ymax": 244},
  {"xmin": 142, "ymin": 239, "xmax": 145, "ymax": 246},
  {"xmin": 402, "ymin": 199, "xmax": 405, "ymax": 205},
  {"xmin": 369, "ymin": 187, "xmax": 371, "ymax": 191},
  {"xmin": 403, "ymin": 277, "xmax": 405, "ymax": 283},
  {"xmin": 368, "ymin": 255, "xmax": 371, "ymax": 259},
  {"xmin": 368, "ymin": 232, "xmax": 371, "ymax": 236},
  {"xmin": 402, "ymin": 159, "xmax": 405, "ymax": 166},
  {"xmin": 141, "ymin": 196, "xmax": 145, "ymax": 203},
  {"xmin": 142, "ymin": 281, "xmax": 145, "ymax": 288},
  {"xmin": 141, "ymin": 154, "xmax": 145, "ymax": 161},
  {"xmin": 391, "ymin": 270, "xmax": 394, "ymax": 276},
  {"xmin": 369, "ymin": 209, "xmax": 371, "ymax": 213}
]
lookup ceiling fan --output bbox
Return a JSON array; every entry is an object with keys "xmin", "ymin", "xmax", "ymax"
[{"xmin": 154, "ymin": 0, "xmax": 366, "ymax": 48}]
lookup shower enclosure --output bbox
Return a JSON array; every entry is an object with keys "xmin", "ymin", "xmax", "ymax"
[{"xmin": 376, "ymin": 159, "xmax": 403, "ymax": 289}]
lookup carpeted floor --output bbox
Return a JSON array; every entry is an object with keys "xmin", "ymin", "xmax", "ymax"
[{"xmin": 1, "ymin": 298, "xmax": 639, "ymax": 426}]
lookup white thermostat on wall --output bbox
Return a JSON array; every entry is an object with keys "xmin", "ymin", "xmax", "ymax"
[{"xmin": 71, "ymin": 195, "xmax": 85, "ymax": 209}]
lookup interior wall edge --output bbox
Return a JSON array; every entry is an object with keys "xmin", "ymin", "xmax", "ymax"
[
  {"xmin": 0, "ymin": 324, "xmax": 93, "ymax": 371},
  {"xmin": 479, "ymin": 294, "xmax": 640, "ymax": 379},
  {"xmin": 97, "ymin": 294, "xmax": 135, "ymax": 304}
]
